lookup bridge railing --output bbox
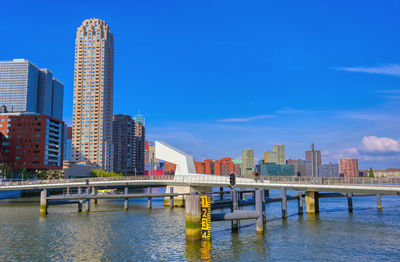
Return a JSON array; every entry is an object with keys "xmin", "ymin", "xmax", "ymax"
[
  {"xmin": 1, "ymin": 174, "xmax": 400, "ymax": 188},
  {"xmin": 174, "ymin": 175, "xmax": 400, "ymax": 186},
  {"xmin": 0, "ymin": 175, "xmax": 175, "ymax": 187}
]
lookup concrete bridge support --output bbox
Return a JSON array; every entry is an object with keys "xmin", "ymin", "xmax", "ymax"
[
  {"xmin": 255, "ymin": 189, "xmax": 264, "ymax": 234},
  {"xmin": 77, "ymin": 187, "xmax": 82, "ymax": 212},
  {"xmin": 231, "ymin": 189, "xmax": 239, "ymax": 232},
  {"xmin": 40, "ymin": 189, "xmax": 48, "ymax": 215},
  {"xmin": 85, "ymin": 187, "xmax": 91, "ymax": 212},
  {"xmin": 124, "ymin": 187, "xmax": 129, "ymax": 211},
  {"xmin": 297, "ymin": 192, "xmax": 303, "ymax": 215},
  {"xmin": 164, "ymin": 185, "xmax": 211, "ymax": 207},
  {"xmin": 169, "ymin": 187, "xmax": 174, "ymax": 208},
  {"xmin": 148, "ymin": 187, "xmax": 152, "ymax": 209},
  {"xmin": 262, "ymin": 189, "xmax": 266, "ymax": 224},
  {"xmin": 92, "ymin": 187, "xmax": 98, "ymax": 204},
  {"xmin": 281, "ymin": 187, "xmax": 288, "ymax": 219},
  {"xmin": 185, "ymin": 195, "xmax": 201, "ymax": 241},
  {"xmin": 220, "ymin": 187, "xmax": 224, "ymax": 201},
  {"xmin": 305, "ymin": 191, "xmax": 319, "ymax": 214},
  {"xmin": 376, "ymin": 194, "xmax": 382, "ymax": 210},
  {"xmin": 347, "ymin": 193, "xmax": 353, "ymax": 213}
]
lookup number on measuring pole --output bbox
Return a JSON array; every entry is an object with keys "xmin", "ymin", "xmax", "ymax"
[{"xmin": 201, "ymin": 195, "xmax": 211, "ymax": 241}]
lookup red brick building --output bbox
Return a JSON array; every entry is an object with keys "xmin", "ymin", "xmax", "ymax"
[
  {"xmin": 195, "ymin": 157, "xmax": 235, "ymax": 176},
  {"xmin": 164, "ymin": 161, "xmax": 176, "ymax": 175},
  {"xmin": 0, "ymin": 113, "xmax": 64, "ymax": 171},
  {"xmin": 339, "ymin": 158, "xmax": 359, "ymax": 178}
]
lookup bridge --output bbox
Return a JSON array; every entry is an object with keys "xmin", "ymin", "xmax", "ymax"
[{"xmin": 1, "ymin": 141, "xmax": 399, "ymax": 238}]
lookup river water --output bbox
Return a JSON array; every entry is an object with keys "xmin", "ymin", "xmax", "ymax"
[{"xmin": 0, "ymin": 187, "xmax": 399, "ymax": 261}]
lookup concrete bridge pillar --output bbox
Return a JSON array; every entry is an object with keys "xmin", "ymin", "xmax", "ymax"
[
  {"xmin": 281, "ymin": 187, "xmax": 288, "ymax": 219},
  {"xmin": 347, "ymin": 193, "xmax": 353, "ymax": 213},
  {"xmin": 305, "ymin": 191, "xmax": 319, "ymax": 214},
  {"xmin": 185, "ymin": 195, "xmax": 201, "ymax": 241},
  {"xmin": 231, "ymin": 189, "xmax": 239, "ymax": 232},
  {"xmin": 77, "ymin": 187, "xmax": 82, "ymax": 212},
  {"xmin": 262, "ymin": 189, "xmax": 266, "ymax": 224},
  {"xmin": 376, "ymin": 194, "xmax": 382, "ymax": 210},
  {"xmin": 164, "ymin": 186, "xmax": 211, "ymax": 208},
  {"xmin": 255, "ymin": 189, "xmax": 264, "ymax": 234},
  {"xmin": 148, "ymin": 187, "xmax": 152, "ymax": 209},
  {"xmin": 40, "ymin": 189, "xmax": 48, "ymax": 216},
  {"xmin": 169, "ymin": 187, "xmax": 174, "ymax": 208},
  {"xmin": 92, "ymin": 187, "xmax": 98, "ymax": 204},
  {"xmin": 85, "ymin": 187, "xmax": 91, "ymax": 212},
  {"xmin": 219, "ymin": 187, "xmax": 224, "ymax": 201},
  {"xmin": 297, "ymin": 192, "xmax": 303, "ymax": 215},
  {"xmin": 124, "ymin": 187, "xmax": 129, "ymax": 211}
]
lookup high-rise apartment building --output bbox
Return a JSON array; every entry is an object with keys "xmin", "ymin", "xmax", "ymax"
[
  {"xmin": 112, "ymin": 115, "xmax": 136, "ymax": 174},
  {"xmin": 135, "ymin": 114, "xmax": 145, "ymax": 175},
  {"xmin": 72, "ymin": 18, "xmax": 114, "ymax": 171},
  {"xmin": 306, "ymin": 144, "xmax": 321, "ymax": 177},
  {"xmin": 0, "ymin": 59, "xmax": 64, "ymax": 119},
  {"xmin": 272, "ymin": 144, "xmax": 285, "ymax": 165},
  {"xmin": 264, "ymin": 151, "xmax": 277, "ymax": 163},
  {"xmin": 64, "ymin": 126, "xmax": 72, "ymax": 161},
  {"xmin": 339, "ymin": 158, "xmax": 359, "ymax": 178},
  {"xmin": 241, "ymin": 149, "xmax": 254, "ymax": 178}
]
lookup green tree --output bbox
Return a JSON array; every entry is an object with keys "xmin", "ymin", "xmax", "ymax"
[
  {"xmin": 368, "ymin": 168, "xmax": 375, "ymax": 178},
  {"xmin": 90, "ymin": 169, "xmax": 124, "ymax": 177},
  {"xmin": 0, "ymin": 163, "xmax": 13, "ymax": 179}
]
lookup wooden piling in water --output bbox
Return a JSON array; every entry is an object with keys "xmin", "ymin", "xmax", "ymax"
[
  {"xmin": 185, "ymin": 195, "xmax": 201, "ymax": 241},
  {"xmin": 40, "ymin": 189, "xmax": 47, "ymax": 215},
  {"xmin": 281, "ymin": 187, "xmax": 287, "ymax": 219}
]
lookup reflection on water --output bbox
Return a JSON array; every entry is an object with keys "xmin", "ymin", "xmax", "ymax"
[{"xmin": 0, "ymin": 188, "xmax": 400, "ymax": 261}]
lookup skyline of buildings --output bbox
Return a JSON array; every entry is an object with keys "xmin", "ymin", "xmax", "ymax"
[
  {"xmin": 72, "ymin": 18, "xmax": 114, "ymax": 171},
  {"xmin": 0, "ymin": 17, "xmax": 397, "ymax": 175}
]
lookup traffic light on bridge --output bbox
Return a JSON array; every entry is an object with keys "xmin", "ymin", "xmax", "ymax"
[{"xmin": 229, "ymin": 172, "xmax": 236, "ymax": 188}]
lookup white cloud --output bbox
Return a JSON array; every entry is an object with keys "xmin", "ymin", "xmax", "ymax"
[
  {"xmin": 217, "ymin": 114, "xmax": 275, "ymax": 123},
  {"xmin": 360, "ymin": 136, "xmax": 400, "ymax": 155},
  {"xmin": 337, "ymin": 64, "xmax": 400, "ymax": 77}
]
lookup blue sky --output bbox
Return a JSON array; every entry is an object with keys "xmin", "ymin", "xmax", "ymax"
[{"xmin": 1, "ymin": 0, "xmax": 400, "ymax": 169}]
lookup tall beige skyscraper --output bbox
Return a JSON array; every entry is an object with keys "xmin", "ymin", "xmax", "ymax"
[
  {"xmin": 273, "ymin": 144, "xmax": 285, "ymax": 165},
  {"xmin": 241, "ymin": 149, "xmax": 254, "ymax": 178},
  {"xmin": 72, "ymin": 18, "xmax": 114, "ymax": 171}
]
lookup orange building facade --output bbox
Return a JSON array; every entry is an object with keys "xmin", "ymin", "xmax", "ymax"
[{"xmin": 195, "ymin": 157, "xmax": 235, "ymax": 175}]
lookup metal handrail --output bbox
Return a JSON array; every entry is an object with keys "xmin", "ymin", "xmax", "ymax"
[{"xmin": 1, "ymin": 174, "xmax": 400, "ymax": 187}]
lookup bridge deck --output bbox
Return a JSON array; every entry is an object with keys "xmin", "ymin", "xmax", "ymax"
[{"xmin": 1, "ymin": 175, "xmax": 400, "ymax": 194}]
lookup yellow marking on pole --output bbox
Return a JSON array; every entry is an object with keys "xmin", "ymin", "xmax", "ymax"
[{"xmin": 201, "ymin": 195, "xmax": 211, "ymax": 241}]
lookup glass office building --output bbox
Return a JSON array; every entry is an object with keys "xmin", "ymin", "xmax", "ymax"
[{"xmin": 0, "ymin": 59, "xmax": 64, "ymax": 120}]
